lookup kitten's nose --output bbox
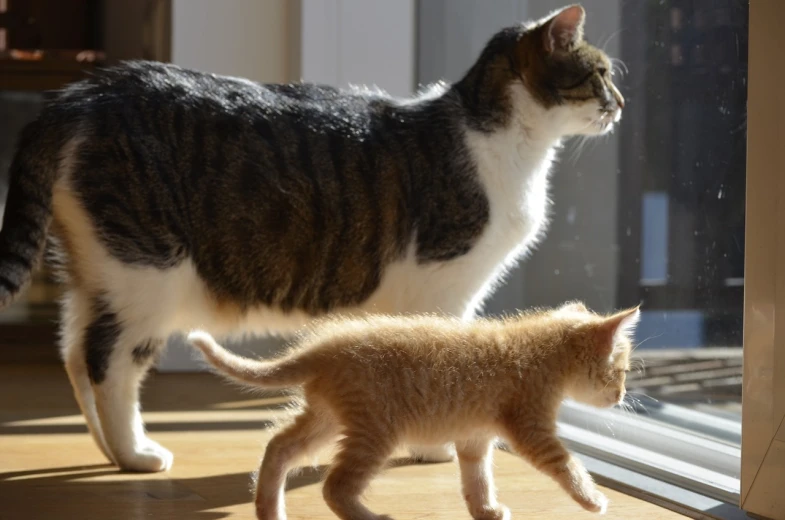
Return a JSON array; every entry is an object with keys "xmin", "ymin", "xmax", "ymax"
[{"xmin": 615, "ymin": 389, "xmax": 623, "ymax": 402}]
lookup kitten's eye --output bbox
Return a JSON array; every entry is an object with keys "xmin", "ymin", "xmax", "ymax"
[{"xmin": 597, "ymin": 67, "xmax": 608, "ymax": 77}]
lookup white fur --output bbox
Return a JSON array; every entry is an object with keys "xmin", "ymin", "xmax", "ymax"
[{"xmin": 53, "ymin": 77, "xmax": 619, "ymax": 471}]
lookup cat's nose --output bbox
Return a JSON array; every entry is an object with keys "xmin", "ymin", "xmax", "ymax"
[
  {"xmin": 609, "ymin": 82, "xmax": 625, "ymax": 109},
  {"xmin": 614, "ymin": 389, "xmax": 623, "ymax": 402}
]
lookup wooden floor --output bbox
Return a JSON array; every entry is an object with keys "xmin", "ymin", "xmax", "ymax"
[{"xmin": 0, "ymin": 365, "xmax": 686, "ymax": 519}]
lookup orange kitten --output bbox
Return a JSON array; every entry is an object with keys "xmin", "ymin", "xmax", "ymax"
[{"xmin": 187, "ymin": 301, "xmax": 640, "ymax": 520}]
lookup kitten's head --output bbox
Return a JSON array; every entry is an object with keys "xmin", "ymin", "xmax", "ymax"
[
  {"xmin": 560, "ymin": 303, "xmax": 640, "ymax": 408},
  {"xmin": 458, "ymin": 4, "xmax": 624, "ymax": 136}
]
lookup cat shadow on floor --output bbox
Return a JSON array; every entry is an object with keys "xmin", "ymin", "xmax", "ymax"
[
  {"xmin": 0, "ymin": 464, "xmax": 249, "ymax": 519},
  {"xmin": 0, "ymin": 457, "xmax": 423, "ymax": 519},
  {"xmin": 284, "ymin": 456, "xmax": 423, "ymax": 492},
  {"xmin": 0, "ymin": 418, "xmax": 276, "ymax": 436}
]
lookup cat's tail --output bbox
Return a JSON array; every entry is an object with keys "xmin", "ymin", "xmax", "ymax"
[
  {"xmin": 187, "ymin": 331, "xmax": 310, "ymax": 389},
  {"xmin": 0, "ymin": 116, "xmax": 66, "ymax": 308}
]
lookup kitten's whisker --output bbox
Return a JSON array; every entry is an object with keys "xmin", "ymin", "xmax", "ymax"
[
  {"xmin": 629, "ymin": 358, "xmax": 647, "ymax": 376},
  {"xmin": 628, "ymin": 391, "xmax": 660, "ymax": 404},
  {"xmin": 633, "ymin": 332, "xmax": 664, "ymax": 352}
]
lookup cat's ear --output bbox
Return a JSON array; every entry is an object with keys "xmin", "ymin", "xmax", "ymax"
[
  {"xmin": 542, "ymin": 4, "xmax": 586, "ymax": 53},
  {"xmin": 595, "ymin": 306, "xmax": 641, "ymax": 355}
]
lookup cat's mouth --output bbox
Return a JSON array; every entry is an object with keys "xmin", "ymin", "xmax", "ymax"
[{"xmin": 595, "ymin": 108, "xmax": 621, "ymax": 132}]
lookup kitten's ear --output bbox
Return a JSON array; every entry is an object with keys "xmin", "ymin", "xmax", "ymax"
[
  {"xmin": 595, "ymin": 306, "xmax": 641, "ymax": 355},
  {"xmin": 542, "ymin": 4, "xmax": 586, "ymax": 53}
]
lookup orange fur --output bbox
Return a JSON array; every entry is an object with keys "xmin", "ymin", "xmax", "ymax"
[{"xmin": 188, "ymin": 301, "xmax": 640, "ymax": 520}]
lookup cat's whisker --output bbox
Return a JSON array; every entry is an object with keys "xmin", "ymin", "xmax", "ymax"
[
  {"xmin": 627, "ymin": 391, "xmax": 660, "ymax": 404},
  {"xmin": 624, "ymin": 395, "xmax": 652, "ymax": 417},
  {"xmin": 629, "ymin": 358, "xmax": 647, "ymax": 376},
  {"xmin": 567, "ymin": 135, "xmax": 591, "ymax": 165},
  {"xmin": 610, "ymin": 57, "xmax": 629, "ymax": 79},
  {"xmin": 632, "ymin": 332, "xmax": 664, "ymax": 354},
  {"xmin": 600, "ymin": 28, "xmax": 625, "ymax": 53}
]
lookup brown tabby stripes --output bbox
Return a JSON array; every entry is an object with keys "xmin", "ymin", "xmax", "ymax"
[
  {"xmin": 27, "ymin": 62, "xmax": 489, "ymax": 315},
  {"xmin": 0, "ymin": 5, "xmax": 618, "ymax": 318}
]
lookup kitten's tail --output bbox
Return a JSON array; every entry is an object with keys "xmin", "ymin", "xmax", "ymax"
[
  {"xmin": 187, "ymin": 331, "xmax": 309, "ymax": 389},
  {"xmin": 0, "ymin": 116, "xmax": 65, "ymax": 308}
]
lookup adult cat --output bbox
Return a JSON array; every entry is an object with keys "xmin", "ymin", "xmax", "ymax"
[{"xmin": 0, "ymin": 4, "xmax": 623, "ymax": 472}]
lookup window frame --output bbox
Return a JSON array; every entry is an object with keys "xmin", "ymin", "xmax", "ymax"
[{"xmin": 739, "ymin": 1, "xmax": 785, "ymax": 518}]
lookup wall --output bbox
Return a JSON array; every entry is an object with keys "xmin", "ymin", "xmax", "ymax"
[
  {"xmin": 300, "ymin": 0, "xmax": 416, "ymax": 96},
  {"xmin": 171, "ymin": 0, "xmax": 297, "ymax": 83}
]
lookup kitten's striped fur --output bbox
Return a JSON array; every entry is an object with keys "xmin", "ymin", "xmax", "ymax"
[
  {"xmin": 188, "ymin": 301, "xmax": 641, "ymax": 519},
  {"xmin": 0, "ymin": 4, "xmax": 623, "ymax": 471}
]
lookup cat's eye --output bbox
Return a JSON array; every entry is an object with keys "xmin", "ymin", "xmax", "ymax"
[
  {"xmin": 563, "ymin": 72, "xmax": 594, "ymax": 90},
  {"xmin": 597, "ymin": 67, "xmax": 608, "ymax": 77}
]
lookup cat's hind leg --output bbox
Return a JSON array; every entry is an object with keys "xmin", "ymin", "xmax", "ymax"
[
  {"xmin": 255, "ymin": 405, "xmax": 338, "ymax": 520},
  {"xmin": 83, "ymin": 297, "xmax": 170, "ymax": 472},
  {"xmin": 60, "ymin": 288, "xmax": 114, "ymax": 463},
  {"xmin": 322, "ymin": 428, "xmax": 397, "ymax": 520},
  {"xmin": 455, "ymin": 438, "xmax": 510, "ymax": 520}
]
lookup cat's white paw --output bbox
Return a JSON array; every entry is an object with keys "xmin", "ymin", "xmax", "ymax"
[
  {"xmin": 473, "ymin": 504, "xmax": 511, "ymax": 520},
  {"xmin": 255, "ymin": 505, "xmax": 286, "ymax": 520},
  {"xmin": 579, "ymin": 490, "xmax": 609, "ymax": 514},
  {"xmin": 116, "ymin": 440, "xmax": 173, "ymax": 472},
  {"xmin": 255, "ymin": 497, "xmax": 286, "ymax": 520},
  {"xmin": 408, "ymin": 443, "xmax": 455, "ymax": 463}
]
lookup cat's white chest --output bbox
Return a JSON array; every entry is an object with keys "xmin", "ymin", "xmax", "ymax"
[
  {"xmin": 365, "ymin": 129, "xmax": 557, "ymax": 319},
  {"xmin": 471, "ymin": 129, "xmax": 556, "ymax": 248}
]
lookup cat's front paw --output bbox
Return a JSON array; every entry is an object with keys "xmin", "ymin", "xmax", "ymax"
[
  {"xmin": 576, "ymin": 490, "xmax": 608, "ymax": 514},
  {"xmin": 116, "ymin": 440, "xmax": 173, "ymax": 472},
  {"xmin": 255, "ymin": 503, "xmax": 286, "ymax": 520},
  {"xmin": 472, "ymin": 504, "xmax": 511, "ymax": 520}
]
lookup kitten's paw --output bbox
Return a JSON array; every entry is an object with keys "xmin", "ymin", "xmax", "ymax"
[
  {"xmin": 473, "ymin": 504, "xmax": 511, "ymax": 520},
  {"xmin": 255, "ymin": 498, "xmax": 286, "ymax": 520},
  {"xmin": 255, "ymin": 505, "xmax": 286, "ymax": 520},
  {"xmin": 408, "ymin": 443, "xmax": 455, "ymax": 463},
  {"xmin": 577, "ymin": 490, "xmax": 609, "ymax": 514},
  {"xmin": 116, "ymin": 440, "xmax": 173, "ymax": 472}
]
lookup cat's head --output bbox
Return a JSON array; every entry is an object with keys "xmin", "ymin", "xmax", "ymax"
[
  {"xmin": 560, "ymin": 303, "xmax": 640, "ymax": 408},
  {"xmin": 457, "ymin": 4, "xmax": 624, "ymax": 137}
]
